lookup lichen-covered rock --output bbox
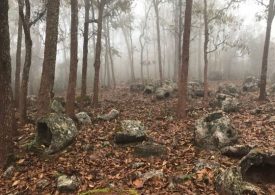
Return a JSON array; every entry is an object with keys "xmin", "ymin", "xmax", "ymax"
[
  {"xmin": 134, "ymin": 142, "xmax": 167, "ymax": 157},
  {"xmin": 75, "ymin": 112, "xmax": 91, "ymax": 124},
  {"xmin": 130, "ymin": 83, "xmax": 145, "ymax": 92},
  {"xmin": 57, "ymin": 175, "xmax": 79, "ymax": 192},
  {"xmin": 143, "ymin": 84, "xmax": 156, "ymax": 94},
  {"xmin": 217, "ymin": 83, "xmax": 239, "ymax": 96},
  {"xmin": 215, "ymin": 167, "xmax": 263, "ymax": 195},
  {"xmin": 221, "ymin": 97, "xmax": 240, "ymax": 113},
  {"xmin": 239, "ymin": 149, "xmax": 275, "ymax": 184},
  {"xmin": 270, "ymin": 83, "xmax": 275, "ymax": 93},
  {"xmin": 114, "ymin": 120, "xmax": 146, "ymax": 144},
  {"xmin": 210, "ymin": 94, "xmax": 240, "ymax": 113},
  {"xmin": 35, "ymin": 113, "xmax": 77, "ymax": 154},
  {"xmin": 243, "ymin": 76, "xmax": 260, "ymax": 92},
  {"xmin": 188, "ymin": 81, "xmax": 204, "ymax": 98},
  {"xmin": 98, "ymin": 109, "xmax": 119, "ymax": 121},
  {"xmin": 155, "ymin": 84, "xmax": 174, "ymax": 100},
  {"xmin": 221, "ymin": 145, "xmax": 252, "ymax": 158},
  {"xmin": 194, "ymin": 111, "xmax": 238, "ymax": 150},
  {"xmin": 2, "ymin": 166, "xmax": 15, "ymax": 179},
  {"xmin": 51, "ymin": 100, "xmax": 65, "ymax": 113},
  {"xmin": 215, "ymin": 149, "xmax": 275, "ymax": 194}
]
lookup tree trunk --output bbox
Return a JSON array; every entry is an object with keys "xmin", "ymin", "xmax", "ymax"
[
  {"xmin": 153, "ymin": 0, "xmax": 163, "ymax": 84},
  {"xmin": 0, "ymin": 0, "xmax": 14, "ymax": 168},
  {"xmin": 177, "ymin": 0, "xmax": 193, "ymax": 119},
  {"xmin": 93, "ymin": 0, "xmax": 105, "ymax": 106},
  {"xmin": 14, "ymin": 0, "xmax": 24, "ymax": 108},
  {"xmin": 198, "ymin": 15, "xmax": 202, "ymax": 81},
  {"xmin": 259, "ymin": 0, "xmax": 274, "ymax": 101},
  {"xmin": 37, "ymin": 0, "xmax": 60, "ymax": 117},
  {"xmin": 173, "ymin": 0, "xmax": 179, "ymax": 81},
  {"xmin": 203, "ymin": 0, "xmax": 209, "ymax": 101},
  {"xmin": 107, "ymin": 18, "xmax": 116, "ymax": 88},
  {"xmin": 104, "ymin": 20, "xmax": 111, "ymax": 88},
  {"xmin": 177, "ymin": 0, "xmax": 183, "ymax": 80},
  {"xmin": 81, "ymin": 0, "xmax": 90, "ymax": 98},
  {"xmin": 66, "ymin": 0, "xmax": 78, "ymax": 117},
  {"xmin": 19, "ymin": 0, "xmax": 33, "ymax": 124}
]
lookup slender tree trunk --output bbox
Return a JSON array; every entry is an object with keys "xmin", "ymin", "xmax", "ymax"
[
  {"xmin": 198, "ymin": 15, "xmax": 202, "ymax": 81},
  {"xmin": 37, "ymin": 0, "xmax": 60, "ymax": 117},
  {"xmin": 104, "ymin": 20, "xmax": 111, "ymax": 88},
  {"xmin": 259, "ymin": 0, "xmax": 275, "ymax": 101},
  {"xmin": 153, "ymin": 0, "xmax": 163, "ymax": 84},
  {"xmin": 19, "ymin": 0, "xmax": 33, "ymax": 124},
  {"xmin": 177, "ymin": 0, "xmax": 183, "ymax": 81},
  {"xmin": 66, "ymin": 0, "xmax": 78, "ymax": 117},
  {"xmin": 107, "ymin": 19, "xmax": 116, "ymax": 88},
  {"xmin": 129, "ymin": 23, "xmax": 135, "ymax": 82},
  {"xmin": 177, "ymin": 0, "xmax": 193, "ymax": 118},
  {"xmin": 0, "ymin": 0, "xmax": 14, "ymax": 168},
  {"xmin": 15, "ymin": 0, "xmax": 24, "ymax": 108},
  {"xmin": 173, "ymin": 0, "xmax": 179, "ymax": 81},
  {"xmin": 122, "ymin": 28, "xmax": 135, "ymax": 82},
  {"xmin": 203, "ymin": 0, "xmax": 209, "ymax": 101},
  {"xmin": 93, "ymin": 0, "xmax": 105, "ymax": 106},
  {"xmin": 81, "ymin": 0, "xmax": 90, "ymax": 98}
]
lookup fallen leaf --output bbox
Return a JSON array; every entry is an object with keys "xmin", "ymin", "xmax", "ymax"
[{"xmin": 133, "ymin": 178, "xmax": 144, "ymax": 189}]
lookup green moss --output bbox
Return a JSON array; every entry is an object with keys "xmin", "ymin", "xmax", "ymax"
[
  {"xmin": 79, "ymin": 188, "xmax": 110, "ymax": 195},
  {"xmin": 79, "ymin": 188, "xmax": 139, "ymax": 195}
]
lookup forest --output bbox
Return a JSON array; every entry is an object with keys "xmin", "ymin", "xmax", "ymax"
[{"xmin": 1, "ymin": 0, "xmax": 275, "ymax": 194}]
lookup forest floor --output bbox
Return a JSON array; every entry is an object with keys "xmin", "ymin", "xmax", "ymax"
[{"xmin": 0, "ymin": 81, "xmax": 275, "ymax": 195}]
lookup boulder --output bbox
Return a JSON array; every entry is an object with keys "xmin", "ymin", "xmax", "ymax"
[
  {"xmin": 194, "ymin": 111, "xmax": 238, "ymax": 150},
  {"xmin": 215, "ymin": 149, "xmax": 275, "ymax": 194},
  {"xmin": 130, "ymin": 83, "xmax": 145, "ymax": 92},
  {"xmin": 270, "ymin": 83, "xmax": 275, "ymax": 93},
  {"xmin": 75, "ymin": 112, "xmax": 91, "ymax": 124},
  {"xmin": 243, "ymin": 76, "xmax": 259, "ymax": 92},
  {"xmin": 221, "ymin": 144, "xmax": 252, "ymax": 158},
  {"xmin": 51, "ymin": 100, "xmax": 65, "ymax": 114},
  {"xmin": 188, "ymin": 81, "xmax": 209, "ymax": 98},
  {"xmin": 217, "ymin": 83, "xmax": 239, "ymax": 96},
  {"xmin": 57, "ymin": 175, "xmax": 79, "ymax": 192},
  {"xmin": 35, "ymin": 113, "xmax": 77, "ymax": 154},
  {"xmin": 210, "ymin": 94, "xmax": 240, "ymax": 113},
  {"xmin": 143, "ymin": 84, "xmax": 155, "ymax": 94},
  {"xmin": 155, "ymin": 84, "xmax": 175, "ymax": 100},
  {"xmin": 2, "ymin": 166, "xmax": 15, "ymax": 179},
  {"xmin": 114, "ymin": 120, "xmax": 146, "ymax": 144},
  {"xmin": 215, "ymin": 167, "xmax": 263, "ymax": 195},
  {"xmin": 98, "ymin": 109, "xmax": 119, "ymax": 121},
  {"xmin": 134, "ymin": 142, "xmax": 167, "ymax": 157},
  {"xmin": 221, "ymin": 96, "xmax": 240, "ymax": 113}
]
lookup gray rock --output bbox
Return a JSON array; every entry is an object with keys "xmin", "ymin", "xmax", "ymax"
[
  {"xmin": 75, "ymin": 112, "xmax": 91, "ymax": 124},
  {"xmin": 243, "ymin": 76, "xmax": 259, "ymax": 92},
  {"xmin": 215, "ymin": 149, "xmax": 275, "ymax": 195},
  {"xmin": 270, "ymin": 83, "xmax": 275, "ymax": 93},
  {"xmin": 221, "ymin": 97, "xmax": 240, "ymax": 113},
  {"xmin": 143, "ymin": 84, "xmax": 155, "ymax": 94},
  {"xmin": 36, "ymin": 179, "xmax": 50, "ymax": 190},
  {"xmin": 51, "ymin": 100, "xmax": 65, "ymax": 113},
  {"xmin": 3, "ymin": 166, "xmax": 15, "ymax": 179},
  {"xmin": 130, "ymin": 83, "xmax": 145, "ymax": 92},
  {"xmin": 35, "ymin": 113, "xmax": 78, "ymax": 154},
  {"xmin": 215, "ymin": 166, "xmax": 263, "ymax": 195},
  {"xmin": 194, "ymin": 111, "xmax": 238, "ymax": 150},
  {"xmin": 217, "ymin": 83, "xmax": 239, "ymax": 96},
  {"xmin": 114, "ymin": 120, "xmax": 146, "ymax": 144},
  {"xmin": 221, "ymin": 144, "xmax": 252, "ymax": 158},
  {"xmin": 134, "ymin": 142, "xmax": 167, "ymax": 157},
  {"xmin": 155, "ymin": 85, "xmax": 173, "ymax": 100},
  {"xmin": 57, "ymin": 175, "xmax": 79, "ymax": 192},
  {"xmin": 98, "ymin": 109, "xmax": 119, "ymax": 121},
  {"xmin": 132, "ymin": 162, "xmax": 146, "ymax": 169}
]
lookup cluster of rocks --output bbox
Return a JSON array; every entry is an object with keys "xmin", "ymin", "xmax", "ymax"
[
  {"xmin": 215, "ymin": 149, "xmax": 275, "ymax": 194},
  {"xmin": 242, "ymin": 76, "xmax": 260, "ymax": 92}
]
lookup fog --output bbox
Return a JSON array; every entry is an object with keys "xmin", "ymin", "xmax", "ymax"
[{"xmin": 7, "ymin": 0, "xmax": 275, "ymax": 95}]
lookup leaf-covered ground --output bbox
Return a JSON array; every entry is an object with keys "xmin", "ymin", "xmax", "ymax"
[{"xmin": 1, "ymin": 82, "xmax": 275, "ymax": 195}]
